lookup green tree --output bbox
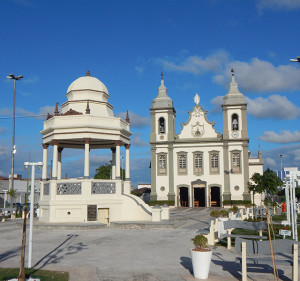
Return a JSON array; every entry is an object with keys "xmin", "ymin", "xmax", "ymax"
[
  {"xmin": 248, "ymin": 173, "xmax": 264, "ymax": 219},
  {"xmin": 94, "ymin": 163, "xmax": 125, "ymax": 180}
]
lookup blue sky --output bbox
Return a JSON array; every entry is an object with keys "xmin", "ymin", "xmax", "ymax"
[{"xmin": 0, "ymin": 0, "xmax": 300, "ymax": 185}]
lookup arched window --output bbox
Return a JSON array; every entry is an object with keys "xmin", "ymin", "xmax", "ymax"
[
  {"xmin": 159, "ymin": 117, "xmax": 165, "ymax": 134},
  {"xmin": 232, "ymin": 114, "xmax": 239, "ymax": 131}
]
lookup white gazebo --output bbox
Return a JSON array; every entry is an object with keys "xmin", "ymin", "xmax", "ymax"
[{"xmin": 39, "ymin": 71, "xmax": 165, "ymax": 223}]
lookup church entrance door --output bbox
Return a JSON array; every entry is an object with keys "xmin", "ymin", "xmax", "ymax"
[
  {"xmin": 191, "ymin": 179, "xmax": 206, "ymax": 207},
  {"xmin": 194, "ymin": 188, "xmax": 205, "ymax": 207},
  {"xmin": 179, "ymin": 187, "xmax": 189, "ymax": 207},
  {"xmin": 210, "ymin": 186, "xmax": 221, "ymax": 207}
]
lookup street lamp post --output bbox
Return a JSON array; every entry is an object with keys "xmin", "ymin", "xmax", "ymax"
[
  {"xmin": 24, "ymin": 161, "xmax": 43, "ymax": 268},
  {"xmin": 6, "ymin": 74, "xmax": 23, "ymax": 206}
]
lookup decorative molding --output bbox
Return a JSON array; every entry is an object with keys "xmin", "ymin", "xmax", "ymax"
[
  {"xmin": 52, "ymin": 140, "xmax": 59, "ymax": 146},
  {"xmin": 92, "ymin": 182, "xmax": 116, "ymax": 194},
  {"xmin": 46, "ymin": 113, "xmax": 53, "ymax": 120},
  {"xmin": 42, "ymin": 143, "xmax": 49, "ymax": 149},
  {"xmin": 84, "ymin": 138, "xmax": 91, "ymax": 144},
  {"xmin": 57, "ymin": 182, "xmax": 82, "ymax": 195},
  {"xmin": 115, "ymin": 140, "xmax": 123, "ymax": 146},
  {"xmin": 61, "ymin": 108, "xmax": 83, "ymax": 116}
]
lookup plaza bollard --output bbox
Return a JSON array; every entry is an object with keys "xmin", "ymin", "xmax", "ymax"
[
  {"xmin": 242, "ymin": 242, "xmax": 247, "ymax": 281},
  {"xmin": 293, "ymin": 244, "xmax": 298, "ymax": 281}
]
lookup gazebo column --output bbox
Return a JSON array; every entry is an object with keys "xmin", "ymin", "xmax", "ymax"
[
  {"xmin": 84, "ymin": 138, "xmax": 90, "ymax": 179},
  {"xmin": 52, "ymin": 140, "xmax": 59, "ymax": 180},
  {"xmin": 111, "ymin": 148, "xmax": 116, "ymax": 180},
  {"xmin": 57, "ymin": 147, "xmax": 63, "ymax": 180},
  {"xmin": 115, "ymin": 141, "xmax": 122, "ymax": 180},
  {"xmin": 125, "ymin": 144, "xmax": 130, "ymax": 180},
  {"xmin": 42, "ymin": 144, "xmax": 49, "ymax": 180}
]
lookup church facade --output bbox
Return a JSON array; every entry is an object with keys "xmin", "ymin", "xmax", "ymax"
[{"xmin": 150, "ymin": 72, "xmax": 263, "ymax": 207}]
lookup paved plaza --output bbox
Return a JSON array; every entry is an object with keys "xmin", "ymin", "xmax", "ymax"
[{"xmin": 0, "ymin": 208, "xmax": 297, "ymax": 281}]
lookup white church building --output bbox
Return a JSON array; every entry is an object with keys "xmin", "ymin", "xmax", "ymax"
[
  {"xmin": 39, "ymin": 71, "xmax": 166, "ymax": 223},
  {"xmin": 150, "ymin": 71, "xmax": 264, "ymax": 207}
]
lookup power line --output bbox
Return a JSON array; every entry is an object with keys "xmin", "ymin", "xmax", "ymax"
[{"xmin": 0, "ymin": 114, "xmax": 47, "ymax": 119}]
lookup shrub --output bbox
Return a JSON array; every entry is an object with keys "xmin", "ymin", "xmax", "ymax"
[
  {"xmin": 228, "ymin": 206, "xmax": 239, "ymax": 213},
  {"xmin": 223, "ymin": 200, "xmax": 251, "ymax": 206},
  {"xmin": 219, "ymin": 209, "xmax": 228, "ymax": 217},
  {"xmin": 149, "ymin": 200, "xmax": 175, "ymax": 206},
  {"xmin": 210, "ymin": 210, "xmax": 220, "ymax": 217},
  {"xmin": 192, "ymin": 235, "xmax": 208, "ymax": 250}
]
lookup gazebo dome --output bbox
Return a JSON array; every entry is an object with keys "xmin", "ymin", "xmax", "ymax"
[{"xmin": 67, "ymin": 73, "xmax": 108, "ymax": 96}]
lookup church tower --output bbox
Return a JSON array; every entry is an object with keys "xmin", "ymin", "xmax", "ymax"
[
  {"xmin": 150, "ymin": 74, "xmax": 176, "ymax": 201},
  {"xmin": 222, "ymin": 70, "xmax": 250, "ymax": 201}
]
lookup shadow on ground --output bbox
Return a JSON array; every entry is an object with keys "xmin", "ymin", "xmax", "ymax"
[{"xmin": 33, "ymin": 234, "xmax": 88, "ymax": 269}]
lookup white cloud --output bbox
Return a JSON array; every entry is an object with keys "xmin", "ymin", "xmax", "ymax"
[
  {"xmin": 157, "ymin": 51, "xmax": 229, "ymax": 74},
  {"xmin": 131, "ymin": 134, "xmax": 149, "ymax": 147},
  {"xmin": 215, "ymin": 58, "xmax": 300, "ymax": 93},
  {"xmin": 16, "ymin": 105, "xmax": 57, "ymax": 120},
  {"xmin": 264, "ymin": 157, "xmax": 277, "ymax": 168},
  {"xmin": 247, "ymin": 95, "xmax": 300, "ymax": 119},
  {"xmin": 259, "ymin": 130, "xmax": 300, "ymax": 143},
  {"xmin": 117, "ymin": 111, "xmax": 150, "ymax": 128},
  {"xmin": 257, "ymin": 0, "xmax": 300, "ymax": 11},
  {"xmin": 157, "ymin": 52, "xmax": 300, "ymax": 93},
  {"xmin": 211, "ymin": 94, "xmax": 300, "ymax": 120}
]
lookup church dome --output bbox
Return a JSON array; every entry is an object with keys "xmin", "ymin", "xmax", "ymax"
[{"xmin": 67, "ymin": 71, "xmax": 108, "ymax": 95}]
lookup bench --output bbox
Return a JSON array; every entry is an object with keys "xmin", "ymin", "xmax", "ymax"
[{"xmin": 223, "ymin": 220, "xmax": 268, "ymax": 249}]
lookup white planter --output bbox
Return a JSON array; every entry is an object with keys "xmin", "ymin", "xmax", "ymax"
[{"xmin": 190, "ymin": 249, "xmax": 213, "ymax": 279}]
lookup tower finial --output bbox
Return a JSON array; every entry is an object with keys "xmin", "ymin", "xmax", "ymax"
[
  {"xmin": 161, "ymin": 72, "xmax": 164, "ymax": 80},
  {"xmin": 86, "ymin": 70, "xmax": 91, "ymax": 76},
  {"xmin": 54, "ymin": 102, "xmax": 59, "ymax": 116},
  {"xmin": 125, "ymin": 110, "xmax": 130, "ymax": 124},
  {"xmin": 231, "ymin": 68, "xmax": 235, "ymax": 76}
]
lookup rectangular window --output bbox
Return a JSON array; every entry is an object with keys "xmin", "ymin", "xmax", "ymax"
[
  {"xmin": 210, "ymin": 152, "xmax": 219, "ymax": 174},
  {"xmin": 194, "ymin": 153, "xmax": 203, "ymax": 174},
  {"xmin": 178, "ymin": 153, "xmax": 187, "ymax": 174},
  {"xmin": 158, "ymin": 154, "xmax": 166, "ymax": 174},
  {"xmin": 232, "ymin": 152, "xmax": 241, "ymax": 173}
]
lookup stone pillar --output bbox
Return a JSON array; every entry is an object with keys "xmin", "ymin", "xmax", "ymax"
[
  {"xmin": 115, "ymin": 141, "xmax": 122, "ymax": 180},
  {"xmin": 52, "ymin": 140, "xmax": 59, "ymax": 180},
  {"xmin": 111, "ymin": 148, "xmax": 116, "ymax": 180},
  {"xmin": 125, "ymin": 144, "xmax": 130, "ymax": 180},
  {"xmin": 84, "ymin": 138, "xmax": 90, "ymax": 179},
  {"xmin": 57, "ymin": 147, "xmax": 63, "ymax": 180},
  {"xmin": 42, "ymin": 144, "xmax": 49, "ymax": 180}
]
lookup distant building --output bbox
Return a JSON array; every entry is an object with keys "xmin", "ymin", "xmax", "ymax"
[
  {"xmin": 0, "ymin": 176, "xmax": 40, "ymax": 207},
  {"xmin": 150, "ymin": 72, "xmax": 264, "ymax": 207},
  {"xmin": 137, "ymin": 184, "xmax": 151, "ymax": 189}
]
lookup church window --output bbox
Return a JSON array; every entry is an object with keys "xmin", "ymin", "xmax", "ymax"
[
  {"xmin": 193, "ymin": 152, "xmax": 203, "ymax": 175},
  {"xmin": 232, "ymin": 114, "xmax": 239, "ymax": 131},
  {"xmin": 178, "ymin": 152, "xmax": 187, "ymax": 175},
  {"xmin": 158, "ymin": 154, "xmax": 167, "ymax": 175},
  {"xmin": 210, "ymin": 151, "xmax": 219, "ymax": 174},
  {"xmin": 232, "ymin": 151, "xmax": 241, "ymax": 173},
  {"xmin": 159, "ymin": 117, "xmax": 165, "ymax": 134}
]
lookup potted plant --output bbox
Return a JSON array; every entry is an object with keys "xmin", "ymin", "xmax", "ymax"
[{"xmin": 190, "ymin": 234, "xmax": 212, "ymax": 279}]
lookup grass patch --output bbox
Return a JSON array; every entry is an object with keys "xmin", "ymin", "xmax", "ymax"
[{"xmin": 0, "ymin": 268, "xmax": 69, "ymax": 281}]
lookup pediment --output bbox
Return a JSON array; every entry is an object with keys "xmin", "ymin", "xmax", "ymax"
[{"xmin": 177, "ymin": 105, "xmax": 221, "ymax": 140}]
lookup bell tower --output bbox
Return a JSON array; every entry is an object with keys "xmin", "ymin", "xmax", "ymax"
[
  {"xmin": 150, "ymin": 74, "xmax": 176, "ymax": 201},
  {"xmin": 222, "ymin": 69, "xmax": 250, "ymax": 202}
]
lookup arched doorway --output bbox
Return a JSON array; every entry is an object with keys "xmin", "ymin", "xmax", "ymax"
[
  {"xmin": 179, "ymin": 187, "xmax": 189, "ymax": 207},
  {"xmin": 210, "ymin": 186, "xmax": 221, "ymax": 207},
  {"xmin": 194, "ymin": 187, "xmax": 205, "ymax": 207}
]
